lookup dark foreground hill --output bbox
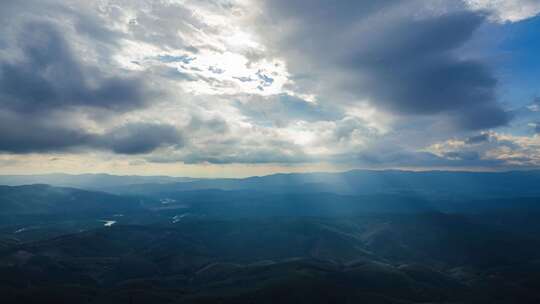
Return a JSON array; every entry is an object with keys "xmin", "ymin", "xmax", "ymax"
[
  {"xmin": 1, "ymin": 214, "xmax": 540, "ymax": 304},
  {"xmin": 2, "ymin": 176, "xmax": 540, "ymax": 303}
]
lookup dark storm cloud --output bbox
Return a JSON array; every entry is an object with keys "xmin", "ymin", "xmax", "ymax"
[
  {"xmin": 0, "ymin": 111, "xmax": 183, "ymax": 155},
  {"xmin": 264, "ymin": 0, "xmax": 396, "ymax": 29},
  {"xmin": 0, "ymin": 111, "xmax": 92, "ymax": 153},
  {"xmin": 0, "ymin": 22, "xmax": 151, "ymax": 113},
  {"xmin": 452, "ymin": 103, "xmax": 511, "ymax": 130},
  {"xmin": 262, "ymin": 1, "xmax": 510, "ymax": 130},
  {"xmin": 95, "ymin": 123, "xmax": 184, "ymax": 155},
  {"xmin": 0, "ymin": 17, "xmax": 167, "ymax": 155},
  {"xmin": 345, "ymin": 13, "xmax": 498, "ymax": 113}
]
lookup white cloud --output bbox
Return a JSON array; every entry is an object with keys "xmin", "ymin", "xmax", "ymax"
[
  {"xmin": 426, "ymin": 131, "xmax": 540, "ymax": 167},
  {"xmin": 465, "ymin": 0, "xmax": 540, "ymax": 22}
]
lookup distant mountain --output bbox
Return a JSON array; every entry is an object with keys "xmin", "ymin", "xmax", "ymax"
[
  {"xmin": 0, "ymin": 173, "xmax": 195, "ymax": 190},
  {"xmin": 102, "ymin": 170, "xmax": 540, "ymax": 199},
  {"xmin": 0, "ymin": 184, "xmax": 143, "ymax": 216},
  {"xmin": 3, "ymin": 170, "xmax": 540, "ymax": 199}
]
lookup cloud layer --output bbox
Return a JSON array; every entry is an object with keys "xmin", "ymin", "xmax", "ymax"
[
  {"xmin": 259, "ymin": 1, "xmax": 511, "ymax": 130},
  {"xmin": 0, "ymin": 0, "xmax": 539, "ymax": 173}
]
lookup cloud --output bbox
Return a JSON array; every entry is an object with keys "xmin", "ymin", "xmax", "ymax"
[
  {"xmin": 465, "ymin": 133, "xmax": 491, "ymax": 144},
  {"xmin": 0, "ymin": 111, "xmax": 183, "ymax": 155},
  {"xmin": 426, "ymin": 131, "xmax": 540, "ymax": 168},
  {"xmin": 146, "ymin": 135, "xmax": 312, "ymax": 165},
  {"xmin": 155, "ymin": 54, "xmax": 195, "ymax": 64},
  {"xmin": 95, "ymin": 123, "xmax": 184, "ymax": 154},
  {"xmin": 259, "ymin": 1, "xmax": 510, "ymax": 130},
  {"xmin": 527, "ymin": 97, "xmax": 540, "ymax": 112},
  {"xmin": 533, "ymin": 123, "xmax": 540, "ymax": 133},
  {"xmin": 465, "ymin": 0, "xmax": 540, "ymax": 22},
  {"xmin": 0, "ymin": 21, "xmax": 152, "ymax": 114},
  {"xmin": 340, "ymin": 147, "xmax": 505, "ymax": 168},
  {"xmin": 0, "ymin": 110, "xmax": 92, "ymax": 153},
  {"xmin": 443, "ymin": 150, "xmax": 481, "ymax": 161},
  {"xmin": 0, "ymin": 0, "xmax": 535, "ymax": 171},
  {"xmin": 0, "ymin": 4, "xmax": 173, "ymax": 156},
  {"xmin": 187, "ymin": 115, "xmax": 230, "ymax": 135},
  {"xmin": 236, "ymin": 94, "xmax": 341, "ymax": 126},
  {"xmin": 344, "ymin": 12, "xmax": 509, "ymax": 126},
  {"xmin": 179, "ymin": 148, "xmax": 311, "ymax": 165}
]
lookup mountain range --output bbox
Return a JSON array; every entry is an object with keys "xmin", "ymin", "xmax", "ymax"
[{"xmin": 1, "ymin": 170, "xmax": 540, "ymax": 303}]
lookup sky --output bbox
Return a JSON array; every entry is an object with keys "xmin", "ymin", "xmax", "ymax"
[{"xmin": 0, "ymin": 0, "xmax": 540, "ymax": 177}]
